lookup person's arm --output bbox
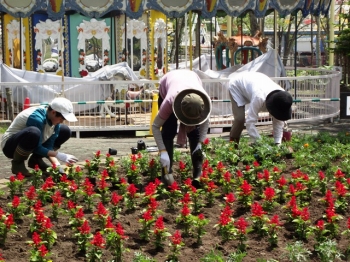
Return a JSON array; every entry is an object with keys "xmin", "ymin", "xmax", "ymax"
[
  {"xmin": 272, "ymin": 118, "xmax": 285, "ymax": 145},
  {"xmin": 152, "ymin": 114, "xmax": 166, "ymax": 151}
]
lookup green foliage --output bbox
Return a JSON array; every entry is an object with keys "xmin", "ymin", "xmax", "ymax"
[
  {"xmin": 283, "ymin": 241, "xmax": 312, "ymax": 262},
  {"xmin": 200, "ymin": 249, "xmax": 225, "ymax": 262},
  {"xmin": 315, "ymin": 239, "xmax": 343, "ymax": 262},
  {"xmin": 132, "ymin": 251, "xmax": 156, "ymax": 262}
]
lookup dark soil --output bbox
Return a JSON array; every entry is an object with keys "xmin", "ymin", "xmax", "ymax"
[{"xmin": 1, "ymin": 152, "xmax": 350, "ymax": 262}]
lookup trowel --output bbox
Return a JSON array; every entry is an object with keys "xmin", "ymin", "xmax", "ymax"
[{"xmin": 163, "ymin": 167, "xmax": 175, "ymax": 186}]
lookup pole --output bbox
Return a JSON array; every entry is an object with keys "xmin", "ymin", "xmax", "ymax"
[
  {"xmin": 149, "ymin": 93, "xmax": 158, "ymax": 136},
  {"xmin": 329, "ymin": 0, "xmax": 335, "ymax": 66}
]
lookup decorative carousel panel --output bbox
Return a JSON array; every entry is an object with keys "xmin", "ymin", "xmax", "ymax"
[
  {"xmin": 47, "ymin": 0, "xmax": 66, "ymax": 20},
  {"xmin": 201, "ymin": 0, "xmax": 219, "ymax": 18},
  {"xmin": 321, "ymin": 0, "xmax": 331, "ymax": 15},
  {"xmin": 126, "ymin": 0, "xmax": 145, "ymax": 19},
  {"xmin": 0, "ymin": 0, "xmax": 45, "ymax": 18},
  {"xmin": 146, "ymin": 0, "xmax": 202, "ymax": 18},
  {"xmin": 3, "ymin": 14, "xmax": 31, "ymax": 70},
  {"xmin": 68, "ymin": 0, "xmax": 123, "ymax": 18},
  {"xmin": 311, "ymin": 0, "xmax": 321, "ymax": 15},
  {"xmin": 269, "ymin": 0, "xmax": 305, "ymax": 17},
  {"xmin": 218, "ymin": 0, "xmax": 255, "ymax": 18},
  {"xmin": 302, "ymin": 0, "xmax": 314, "ymax": 16},
  {"xmin": 69, "ymin": 14, "xmax": 112, "ymax": 77}
]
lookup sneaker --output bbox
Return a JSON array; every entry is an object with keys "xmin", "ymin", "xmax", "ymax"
[{"xmin": 191, "ymin": 179, "xmax": 201, "ymax": 189}]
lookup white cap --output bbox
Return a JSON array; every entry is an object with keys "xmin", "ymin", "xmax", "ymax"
[{"xmin": 50, "ymin": 97, "xmax": 77, "ymax": 122}]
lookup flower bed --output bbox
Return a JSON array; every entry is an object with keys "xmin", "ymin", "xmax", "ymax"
[{"xmin": 1, "ymin": 131, "xmax": 350, "ymax": 261}]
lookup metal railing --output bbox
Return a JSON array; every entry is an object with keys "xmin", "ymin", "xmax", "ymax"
[{"xmin": 0, "ymin": 68, "xmax": 341, "ymax": 137}]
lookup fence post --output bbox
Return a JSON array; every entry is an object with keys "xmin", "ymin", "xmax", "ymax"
[
  {"xmin": 149, "ymin": 93, "xmax": 158, "ymax": 136},
  {"xmin": 5, "ymin": 87, "xmax": 14, "ymax": 121}
]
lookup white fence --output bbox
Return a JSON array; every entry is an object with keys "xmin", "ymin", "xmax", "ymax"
[{"xmin": 0, "ymin": 68, "xmax": 341, "ymax": 138}]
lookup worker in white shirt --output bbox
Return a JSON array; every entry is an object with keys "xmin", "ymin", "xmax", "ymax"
[{"xmin": 228, "ymin": 71, "xmax": 293, "ymax": 147}]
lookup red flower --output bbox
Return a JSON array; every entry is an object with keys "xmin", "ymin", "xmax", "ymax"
[
  {"xmin": 90, "ymin": 232, "xmax": 106, "ymax": 248},
  {"xmin": 110, "ymin": 192, "xmax": 123, "ymax": 206},
  {"xmin": 169, "ymin": 181, "xmax": 180, "ymax": 192},
  {"xmin": 276, "ymin": 175, "xmax": 287, "ymax": 187},
  {"xmin": 181, "ymin": 204, "xmax": 191, "ymax": 217},
  {"xmin": 334, "ymin": 168, "xmax": 345, "ymax": 179},
  {"xmin": 179, "ymin": 161, "xmax": 186, "ymax": 171},
  {"xmin": 67, "ymin": 200, "xmax": 77, "ymax": 210},
  {"xmin": 316, "ymin": 219, "xmax": 325, "ymax": 230},
  {"xmin": 32, "ymin": 231, "xmax": 42, "ymax": 246},
  {"xmin": 263, "ymin": 187, "xmax": 275, "ymax": 201},
  {"xmin": 225, "ymin": 193, "xmax": 235, "ymax": 204},
  {"xmin": 98, "ymin": 177, "xmax": 108, "ymax": 190},
  {"xmin": 75, "ymin": 208, "xmax": 85, "ymax": 219},
  {"xmin": 43, "ymin": 217, "xmax": 53, "ymax": 230},
  {"xmin": 94, "ymin": 202, "xmax": 108, "ymax": 217},
  {"xmin": 16, "ymin": 173, "xmax": 25, "ymax": 181},
  {"xmin": 235, "ymin": 217, "xmax": 249, "ymax": 234},
  {"xmin": 12, "ymin": 195, "xmax": 20, "ymax": 208},
  {"xmin": 207, "ymin": 181, "xmax": 217, "ymax": 192},
  {"xmin": 216, "ymin": 161, "xmax": 225, "ymax": 172},
  {"xmin": 39, "ymin": 244, "xmax": 48, "ymax": 257},
  {"xmin": 318, "ymin": 171, "xmax": 326, "ymax": 180},
  {"xmin": 149, "ymin": 158, "xmax": 155, "ymax": 168},
  {"xmin": 253, "ymin": 161, "xmax": 260, "ymax": 167},
  {"xmin": 240, "ymin": 180, "xmax": 252, "ymax": 196},
  {"xmin": 105, "ymin": 216, "xmax": 115, "ymax": 229},
  {"xmin": 171, "ymin": 230, "xmax": 182, "ymax": 245},
  {"xmin": 347, "ymin": 218, "xmax": 350, "ymax": 230},
  {"xmin": 52, "ymin": 191, "xmax": 62, "ymax": 205},
  {"xmin": 263, "ymin": 169, "xmax": 270, "ymax": 181},
  {"xmin": 203, "ymin": 138, "xmax": 210, "ymax": 145},
  {"xmin": 269, "ymin": 215, "xmax": 282, "ymax": 226},
  {"xmin": 223, "ymin": 171, "xmax": 231, "ymax": 182},
  {"xmin": 181, "ymin": 193, "xmax": 191, "ymax": 204},
  {"xmin": 115, "ymin": 223, "xmax": 127, "ymax": 239},
  {"xmin": 144, "ymin": 182, "xmax": 157, "ymax": 196},
  {"xmin": 251, "ymin": 202, "xmax": 266, "ymax": 217},
  {"xmin": 25, "ymin": 186, "xmax": 37, "ymax": 201},
  {"xmin": 335, "ymin": 180, "xmax": 347, "ymax": 197},
  {"xmin": 78, "ymin": 220, "xmax": 91, "ymax": 234},
  {"xmin": 154, "ymin": 216, "xmax": 165, "ymax": 233},
  {"xmin": 300, "ymin": 207, "xmax": 310, "ymax": 221},
  {"xmin": 198, "ymin": 213, "xmax": 205, "ymax": 220},
  {"xmin": 142, "ymin": 209, "xmax": 153, "ymax": 221},
  {"xmin": 127, "ymin": 184, "xmax": 138, "ymax": 197},
  {"xmin": 5, "ymin": 214, "xmax": 14, "ymax": 229},
  {"xmin": 236, "ymin": 170, "xmax": 243, "ymax": 178},
  {"xmin": 148, "ymin": 197, "xmax": 158, "ymax": 211}
]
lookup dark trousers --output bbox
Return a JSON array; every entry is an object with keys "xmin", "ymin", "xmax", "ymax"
[{"xmin": 3, "ymin": 125, "xmax": 71, "ymax": 159}]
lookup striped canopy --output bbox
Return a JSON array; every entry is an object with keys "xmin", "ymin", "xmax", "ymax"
[{"xmin": 0, "ymin": 0, "xmax": 330, "ymax": 20}]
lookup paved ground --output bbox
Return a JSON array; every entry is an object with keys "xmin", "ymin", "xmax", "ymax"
[{"xmin": 0, "ymin": 118, "xmax": 349, "ymax": 181}]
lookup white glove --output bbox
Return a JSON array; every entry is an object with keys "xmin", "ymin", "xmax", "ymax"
[
  {"xmin": 53, "ymin": 162, "xmax": 66, "ymax": 174},
  {"xmin": 56, "ymin": 152, "xmax": 78, "ymax": 164},
  {"xmin": 160, "ymin": 151, "xmax": 170, "ymax": 169},
  {"xmin": 192, "ymin": 143, "xmax": 202, "ymax": 155}
]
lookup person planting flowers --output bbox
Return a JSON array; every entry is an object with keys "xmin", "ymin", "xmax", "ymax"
[
  {"xmin": 227, "ymin": 71, "xmax": 293, "ymax": 147},
  {"xmin": 152, "ymin": 69, "xmax": 212, "ymax": 188},
  {"xmin": 1, "ymin": 97, "xmax": 78, "ymax": 177}
]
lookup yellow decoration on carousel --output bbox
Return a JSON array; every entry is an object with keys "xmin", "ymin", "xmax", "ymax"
[
  {"xmin": 206, "ymin": 0, "xmax": 217, "ymax": 12},
  {"xmin": 50, "ymin": 0, "xmax": 63, "ymax": 13},
  {"xmin": 129, "ymin": 0, "xmax": 143, "ymax": 12},
  {"xmin": 259, "ymin": 0, "xmax": 268, "ymax": 11}
]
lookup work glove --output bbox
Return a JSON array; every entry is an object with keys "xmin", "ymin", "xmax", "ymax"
[
  {"xmin": 52, "ymin": 162, "xmax": 66, "ymax": 174},
  {"xmin": 160, "ymin": 151, "xmax": 170, "ymax": 171},
  {"xmin": 56, "ymin": 152, "xmax": 78, "ymax": 165}
]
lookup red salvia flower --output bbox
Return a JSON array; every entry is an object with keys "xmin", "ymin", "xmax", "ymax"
[
  {"xmin": 171, "ymin": 230, "xmax": 182, "ymax": 245},
  {"xmin": 90, "ymin": 232, "xmax": 106, "ymax": 248},
  {"xmin": 245, "ymin": 165, "xmax": 250, "ymax": 171},
  {"xmin": 236, "ymin": 170, "xmax": 243, "ymax": 178},
  {"xmin": 318, "ymin": 171, "xmax": 326, "ymax": 180},
  {"xmin": 181, "ymin": 204, "xmax": 191, "ymax": 217},
  {"xmin": 60, "ymin": 174, "xmax": 69, "ymax": 183},
  {"xmin": 95, "ymin": 202, "xmax": 108, "ymax": 216},
  {"xmin": 264, "ymin": 187, "xmax": 275, "ymax": 201},
  {"xmin": 181, "ymin": 193, "xmax": 191, "ymax": 204},
  {"xmin": 295, "ymin": 182, "xmax": 305, "ymax": 191},
  {"xmin": 52, "ymin": 191, "xmax": 62, "ymax": 205},
  {"xmin": 32, "ymin": 231, "xmax": 42, "ymax": 246},
  {"xmin": 105, "ymin": 216, "xmax": 114, "ymax": 229},
  {"xmin": 98, "ymin": 177, "xmax": 108, "ymax": 190},
  {"xmin": 335, "ymin": 180, "xmax": 347, "ymax": 197},
  {"xmin": 169, "ymin": 181, "xmax": 180, "ymax": 192},
  {"xmin": 12, "ymin": 195, "xmax": 20, "ymax": 208},
  {"xmin": 207, "ymin": 181, "xmax": 217, "ymax": 192},
  {"xmin": 179, "ymin": 160, "xmax": 186, "ymax": 171},
  {"xmin": 127, "ymin": 184, "xmax": 138, "ymax": 197},
  {"xmin": 203, "ymin": 138, "xmax": 210, "ymax": 145},
  {"xmin": 325, "ymin": 207, "xmax": 337, "ymax": 223},
  {"xmin": 269, "ymin": 215, "xmax": 282, "ymax": 226},
  {"xmin": 235, "ymin": 217, "xmax": 249, "ymax": 234},
  {"xmin": 148, "ymin": 197, "xmax": 158, "ymax": 212},
  {"xmin": 110, "ymin": 192, "xmax": 123, "ymax": 206},
  {"xmin": 144, "ymin": 182, "xmax": 157, "ymax": 196},
  {"xmin": 225, "ymin": 193, "xmax": 235, "ymax": 204},
  {"xmin": 216, "ymin": 161, "xmax": 225, "ymax": 172},
  {"xmin": 9, "ymin": 176, "xmax": 15, "ymax": 183},
  {"xmin": 253, "ymin": 161, "xmax": 260, "ymax": 167},
  {"xmin": 223, "ymin": 171, "xmax": 231, "ymax": 182},
  {"xmin": 130, "ymin": 163, "xmax": 137, "ymax": 171},
  {"xmin": 25, "ymin": 186, "xmax": 37, "ymax": 201},
  {"xmin": 316, "ymin": 219, "xmax": 325, "ymax": 230},
  {"xmin": 149, "ymin": 158, "xmax": 155, "ymax": 168},
  {"xmin": 142, "ymin": 209, "xmax": 153, "ymax": 221},
  {"xmin": 184, "ymin": 178, "xmax": 192, "ymax": 187},
  {"xmin": 257, "ymin": 172, "xmax": 264, "ymax": 180},
  {"xmin": 16, "ymin": 173, "xmax": 25, "ymax": 181},
  {"xmin": 251, "ymin": 202, "xmax": 266, "ymax": 217},
  {"xmin": 198, "ymin": 213, "xmax": 205, "ymax": 220},
  {"xmin": 263, "ymin": 169, "xmax": 270, "ymax": 181},
  {"xmin": 39, "ymin": 244, "xmax": 48, "ymax": 257},
  {"xmin": 67, "ymin": 200, "xmax": 77, "ymax": 210},
  {"xmin": 101, "ymin": 169, "xmax": 109, "ymax": 179},
  {"xmin": 75, "ymin": 208, "xmax": 85, "ymax": 219},
  {"xmin": 43, "ymin": 217, "xmax": 52, "ymax": 230},
  {"xmin": 273, "ymin": 166, "xmax": 281, "ymax": 173},
  {"xmin": 120, "ymin": 177, "xmax": 127, "ymax": 184},
  {"xmin": 300, "ymin": 207, "xmax": 310, "ymax": 221},
  {"xmin": 334, "ymin": 169, "xmax": 345, "ymax": 179},
  {"xmin": 288, "ymin": 184, "xmax": 296, "ymax": 195},
  {"xmin": 276, "ymin": 176, "xmax": 287, "ymax": 187},
  {"xmin": 240, "ymin": 180, "xmax": 252, "ymax": 196},
  {"xmin": 78, "ymin": 220, "xmax": 91, "ymax": 234},
  {"xmin": 41, "ymin": 177, "xmax": 55, "ymax": 191},
  {"xmin": 154, "ymin": 216, "xmax": 165, "ymax": 234},
  {"xmin": 115, "ymin": 223, "xmax": 127, "ymax": 239},
  {"xmin": 4, "ymin": 214, "xmax": 14, "ymax": 229}
]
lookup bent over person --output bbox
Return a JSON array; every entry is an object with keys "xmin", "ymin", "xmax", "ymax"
[
  {"xmin": 228, "ymin": 71, "xmax": 293, "ymax": 146},
  {"xmin": 1, "ymin": 97, "xmax": 79, "ymax": 177},
  {"xmin": 152, "ymin": 69, "xmax": 212, "ymax": 188}
]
